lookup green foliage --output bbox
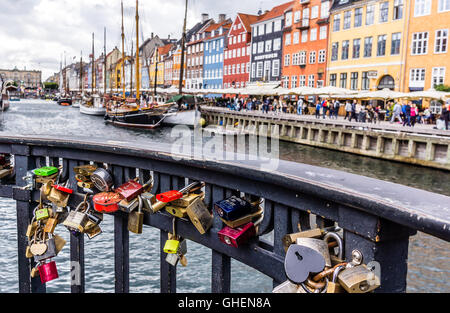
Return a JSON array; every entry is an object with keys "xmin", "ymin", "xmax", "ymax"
[
  {"xmin": 44, "ymin": 82, "xmax": 58, "ymax": 90},
  {"xmin": 435, "ymin": 84, "xmax": 450, "ymax": 92}
]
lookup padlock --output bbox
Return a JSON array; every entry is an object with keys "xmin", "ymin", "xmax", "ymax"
[
  {"xmin": 296, "ymin": 237, "xmax": 332, "ymax": 268},
  {"xmin": 29, "ymin": 231, "xmax": 48, "ymax": 257},
  {"xmin": 77, "ymin": 181, "xmax": 95, "ymax": 189},
  {"xmin": 53, "ymin": 234, "xmax": 66, "ymax": 254},
  {"xmin": 34, "ymin": 233, "xmax": 57, "ymax": 262},
  {"xmin": 218, "ymin": 213, "xmax": 263, "ymax": 248},
  {"xmin": 35, "ymin": 206, "xmax": 50, "ymax": 221},
  {"xmin": 90, "ymin": 168, "xmax": 114, "ymax": 191},
  {"xmin": 75, "ymin": 174, "xmax": 89, "ymax": 182},
  {"xmin": 156, "ymin": 181, "xmax": 203, "ymax": 203},
  {"xmin": 22, "ymin": 170, "xmax": 36, "ymax": 190},
  {"xmin": 63, "ymin": 200, "xmax": 90, "ymax": 233},
  {"xmin": 214, "ymin": 196, "xmax": 255, "ymax": 221},
  {"xmin": 74, "ymin": 164, "xmax": 98, "ymax": 177},
  {"xmin": 284, "ymin": 244, "xmax": 326, "ymax": 285},
  {"xmin": 116, "ymin": 179, "xmax": 144, "ymax": 202},
  {"xmin": 283, "ymin": 228, "xmax": 323, "ymax": 252},
  {"xmin": 272, "ymin": 280, "xmax": 300, "ymax": 293},
  {"xmin": 44, "ymin": 216, "xmax": 58, "ymax": 234},
  {"xmin": 41, "ymin": 181, "xmax": 53, "ymax": 198},
  {"xmin": 34, "ymin": 166, "xmax": 59, "ymax": 177},
  {"xmin": 327, "ymin": 265, "xmax": 345, "ymax": 293},
  {"xmin": 119, "ymin": 197, "xmax": 140, "ymax": 213},
  {"xmin": 179, "ymin": 254, "xmax": 188, "ymax": 267},
  {"xmin": 25, "ymin": 245, "xmax": 34, "ymax": 258},
  {"xmin": 171, "ymin": 192, "xmax": 202, "ymax": 208},
  {"xmin": 165, "ymin": 252, "xmax": 180, "ymax": 266},
  {"xmin": 38, "ymin": 260, "xmax": 59, "ymax": 284},
  {"xmin": 86, "ymin": 224, "xmax": 103, "ymax": 239},
  {"xmin": 186, "ymin": 196, "xmax": 212, "ymax": 235},
  {"xmin": 165, "ymin": 205, "xmax": 188, "ymax": 218},
  {"xmin": 337, "ymin": 264, "xmax": 380, "ymax": 293},
  {"xmin": 93, "ymin": 192, "xmax": 123, "ymax": 213},
  {"xmin": 140, "ymin": 192, "xmax": 156, "ymax": 213},
  {"xmin": 26, "ymin": 217, "xmax": 38, "ymax": 239},
  {"xmin": 30, "ymin": 264, "xmax": 40, "ymax": 278},
  {"xmin": 164, "ymin": 239, "xmax": 180, "ymax": 254},
  {"xmin": 35, "ymin": 173, "xmax": 58, "ymax": 184},
  {"xmin": 47, "ymin": 185, "xmax": 71, "ymax": 208},
  {"xmin": 323, "ymin": 231, "xmax": 344, "ymax": 263},
  {"xmin": 220, "ymin": 207, "xmax": 263, "ymax": 229},
  {"xmin": 128, "ymin": 196, "xmax": 144, "ymax": 234}
]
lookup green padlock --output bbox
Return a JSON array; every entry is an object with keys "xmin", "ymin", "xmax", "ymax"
[
  {"xmin": 34, "ymin": 167, "xmax": 58, "ymax": 177},
  {"xmin": 35, "ymin": 207, "xmax": 50, "ymax": 221},
  {"xmin": 164, "ymin": 239, "xmax": 180, "ymax": 254}
]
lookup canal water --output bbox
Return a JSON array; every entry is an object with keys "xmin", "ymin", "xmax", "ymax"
[{"xmin": 0, "ymin": 99, "xmax": 448, "ymax": 293}]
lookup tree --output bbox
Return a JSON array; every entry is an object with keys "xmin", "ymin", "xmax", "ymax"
[
  {"xmin": 44, "ymin": 82, "xmax": 59, "ymax": 90},
  {"xmin": 435, "ymin": 84, "xmax": 450, "ymax": 92}
]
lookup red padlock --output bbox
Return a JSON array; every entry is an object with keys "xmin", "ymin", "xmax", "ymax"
[
  {"xmin": 38, "ymin": 260, "xmax": 59, "ymax": 284},
  {"xmin": 53, "ymin": 184, "xmax": 74, "ymax": 194},
  {"xmin": 218, "ymin": 222, "xmax": 257, "ymax": 248},
  {"xmin": 93, "ymin": 192, "xmax": 123, "ymax": 213},
  {"xmin": 156, "ymin": 190, "xmax": 183, "ymax": 203},
  {"xmin": 116, "ymin": 180, "xmax": 143, "ymax": 202}
]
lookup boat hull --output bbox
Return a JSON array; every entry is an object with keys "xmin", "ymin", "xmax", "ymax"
[
  {"xmin": 80, "ymin": 105, "xmax": 106, "ymax": 115},
  {"xmin": 58, "ymin": 98, "xmax": 72, "ymax": 106},
  {"xmin": 163, "ymin": 110, "xmax": 198, "ymax": 126}
]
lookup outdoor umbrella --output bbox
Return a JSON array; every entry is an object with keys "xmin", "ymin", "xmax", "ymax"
[{"xmin": 406, "ymin": 88, "xmax": 450, "ymax": 101}]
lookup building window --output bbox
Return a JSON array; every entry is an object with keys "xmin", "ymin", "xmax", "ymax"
[
  {"xmin": 293, "ymin": 31, "xmax": 300, "ymax": 44},
  {"xmin": 439, "ymin": 0, "xmax": 450, "ymax": 12},
  {"xmin": 393, "ymin": 0, "xmax": 404, "ymax": 19},
  {"xmin": 274, "ymin": 38, "xmax": 281, "ymax": 50},
  {"xmin": 292, "ymin": 75, "xmax": 298, "ymax": 88},
  {"xmin": 343, "ymin": 11, "xmax": 351, "ymax": 29},
  {"xmin": 318, "ymin": 49, "xmax": 326, "ymax": 63},
  {"xmin": 258, "ymin": 24, "xmax": 265, "ymax": 36},
  {"xmin": 265, "ymin": 40, "xmax": 272, "ymax": 52},
  {"xmin": 284, "ymin": 54, "xmax": 291, "ymax": 66},
  {"xmin": 319, "ymin": 26, "xmax": 327, "ymax": 40},
  {"xmin": 331, "ymin": 42, "xmax": 339, "ymax": 61},
  {"xmin": 329, "ymin": 73, "xmax": 337, "ymax": 87},
  {"xmin": 264, "ymin": 61, "xmax": 271, "ymax": 79},
  {"xmin": 414, "ymin": 0, "xmax": 431, "ymax": 16},
  {"xmin": 251, "ymin": 63, "xmax": 256, "ymax": 78},
  {"xmin": 321, "ymin": 1, "xmax": 330, "ymax": 18},
  {"xmin": 380, "ymin": 2, "xmax": 389, "ymax": 23},
  {"xmin": 342, "ymin": 40, "xmax": 349, "ymax": 60},
  {"xmin": 411, "ymin": 32, "xmax": 429, "ymax": 55},
  {"xmin": 353, "ymin": 38, "xmax": 361, "ymax": 59},
  {"xmin": 377, "ymin": 35, "xmax": 387, "ymax": 56},
  {"xmin": 354, "ymin": 8, "xmax": 362, "ymax": 27},
  {"xmin": 282, "ymin": 76, "xmax": 289, "ymax": 88},
  {"xmin": 350, "ymin": 72, "xmax": 359, "ymax": 90},
  {"xmin": 256, "ymin": 62, "xmax": 263, "ymax": 78},
  {"xmin": 285, "ymin": 33, "xmax": 292, "ymax": 45},
  {"xmin": 310, "ymin": 28, "xmax": 317, "ymax": 41},
  {"xmin": 410, "ymin": 68, "xmax": 426, "ymax": 86},
  {"xmin": 258, "ymin": 42, "xmax": 264, "ymax": 53},
  {"xmin": 309, "ymin": 51, "xmax": 316, "ymax": 64},
  {"xmin": 366, "ymin": 5, "xmax": 375, "ymax": 25},
  {"xmin": 333, "ymin": 14, "xmax": 340, "ymax": 32},
  {"xmin": 272, "ymin": 60, "xmax": 280, "ymax": 77},
  {"xmin": 391, "ymin": 32, "xmax": 401, "ymax": 55},
  {"xmin": 364, "ymin": 37, "xmax": 373, "ymax": 57},
  {"xmin": 299, "ymin": 75, "xmax": 306, "ymax": 87},
  {"xmin": 300, "ymin": 51, "xmax": 307, "ymax": 65},
  {"xmin": 361, "ymin": 72, "xmax": 370, "ymax": 90},
  {"xmin": 340, "ymin": 73, "xmax": 347, "ymax": 88},
  {"xmin": 285, "ymin": 12, "xmax": 293, "ymax": 27},
  {"xmin": 435, "ymin": 29, "xmax": 448, "ymax": 53},
  {"xmin": 294, "ymin": 11, "xmax": 301, "ymax": 23},
  {"xmin": 311, "ymin": 6, "xmax": 319, "ymax": 19},
  {"xmin": 292, "ymin": 53, "xmax": 299, "ymax": 65},
  {"xmin": 308, "ymin": 74, "xmax": 315, "ymax": 87},
  {"xmin": 301, "ymin": 30, "xmax": 308, "ymax": 43},
  {"xmin": 432, "ymin": 67, "xmax": 446, "ymax": 87}
]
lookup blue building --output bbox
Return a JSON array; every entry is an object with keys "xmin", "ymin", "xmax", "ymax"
[{"xmin": 203, "ymin": 20, "xmax": 231, "ymax": 97}]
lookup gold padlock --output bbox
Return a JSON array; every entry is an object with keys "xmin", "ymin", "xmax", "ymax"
[
  {"xmin": 35, "ymin": 173, "xmax": 58, "ymax": 184},
  {"xmin": 25, "ymin": 246, "xmax": 34, "ymax": 258},
  {"xmin": 171, "ymin": 193, "xmax": 202, "ymax": 208},
  {"xmin": 165, "ymin": 205, "xmax": 188, "ymax": 218},
  {"xmin": 54, "ymin": 234, "xmax": 66, "ymax": 254},
  {"xmin": 77, "ymin": 181, "xmax": 94, "ymax": 189},
  {"xmin": 220, "ymin": 207, "xmax": 263, "ymax": 228},
  {"xmin": 128, "ymin": 196, "xmax": 144, "ymax": 234},
  {"xmin": 44, "ymin": 216, "xmax": 58, "ymax": 234},
  {"xmin": 47, "ymin": 187, "xmax": 70, "ymax": 207},
  {"xmin": 26, "ymin": 220, "xmax": 38, "ymax": 239},
  {"xmin": 337, "ymin": 264, "xmax": 381, "ymax": 293},
  {"xmin": 282, "ymin": 228, "xmax": 323, "ymax": 252},
  {"xmin": 186, "ymin": 197, "xmax": 212, "ymax": 235},
  {"xmin": 86, "ymin": 225, "xmax": 102, "ymax": 239}
]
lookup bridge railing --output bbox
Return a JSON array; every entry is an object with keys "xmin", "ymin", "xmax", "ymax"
[{"xmin": 0, "ymin": 135, "xmax": 449, "ymax": 293}]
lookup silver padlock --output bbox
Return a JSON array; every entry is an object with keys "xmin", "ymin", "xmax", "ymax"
[
  {"xmin": 296, "ymin": 237, "xmax": 331, "ymax": 268},
  {"xmin": 272, "ymin": 280, "xmax": 300, "ymax": 293},
  {"xmin": 165, "ymin": 253, "xmax": 180, "ymax": 266}
]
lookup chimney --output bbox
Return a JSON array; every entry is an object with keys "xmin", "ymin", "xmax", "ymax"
[
  {"xmin": 257, "ymin": 9, "xmax": 262, "ymax": 16},
  {"xmin": 168, "ymin": 34, "xmax": 170, "ymax": 39},
  {"xmin": 201, "ymin": 13, "xmax": 209, "ymax": 22},
  {"xmin": 219, "ymin": 14, "xmax": 226, "ymax": 22},
  {"xmin": 151, "ymin": 32, "xmax": 154, "ymax": 39}
]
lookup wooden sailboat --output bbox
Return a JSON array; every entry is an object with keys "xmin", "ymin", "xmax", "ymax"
[
  {"xmin": 72, "ymin": 51, "xmax": 83, "ymax": 108},
  {"xmin": 58, "ymin": 52, "xmax": 72, "ymax": 106},
  {"xmin": 80, "ymin": 32, "xmax": 106, "ymax": 115},
  {"xmin": 105, "ymin": 0, "xmax": 169, "ymax": 129}
]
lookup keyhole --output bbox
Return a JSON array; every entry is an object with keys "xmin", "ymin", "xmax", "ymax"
[{"xmin": 295, "ymin": 251, "xmax": 303, "ymax": 261}]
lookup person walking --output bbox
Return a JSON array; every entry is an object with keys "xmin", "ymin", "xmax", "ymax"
[
  {"xmin": 442, "ymin": 101, "xmax": 450, "ymax": 130},
  {"xmin": 410, "ymin": 103, "xmax": 418, "ymax": 127},
  {"xmin": 403, "ymin": 102, "xmax": 411, "ymax": 127},
  {"xmin": 349, "ymin": 100, "xmax": 357, "ymax": 122},
  {"xmin": 333, "ymin": 99, "xmax": 340, "ymax": 119},
  {"xmin": 297, "ymin": 97, "xmax": 303, "ymax": 115},
  {"xmin": 390, "ymin": 101, "xmax": 402, "ymax": 123},
  {"xmin": 344, "ymin": 101, "xmax": 352, "ymax": 120},
  {"xmin": 322, "ymin": 99, "xmax": 328, "ymax": 119},
  {"xmin": 315, "ymin": 101, "xmax": 321, "ymax": 119}
]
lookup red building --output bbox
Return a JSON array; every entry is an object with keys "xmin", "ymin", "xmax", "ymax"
[{"xmin": 223, "ymin": 13, "xmax": 260, "ymax": 89}]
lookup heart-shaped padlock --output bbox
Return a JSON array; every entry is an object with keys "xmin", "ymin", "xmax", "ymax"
[
  {"xmin": 30, "ymin": 243, "xmax": 48, "ymax": 256},
  {"xmin": 284, "ymin": 244, "xmax": 326, "ymax": 284}
]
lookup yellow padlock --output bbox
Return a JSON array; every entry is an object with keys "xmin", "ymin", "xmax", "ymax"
[
  {"xmin": 163, "ymin": 239, "xmax": 180, "ymax": 254},
  {"xmin": 165, "ymin": 205, "xmax": 188, "ymax": 218}
]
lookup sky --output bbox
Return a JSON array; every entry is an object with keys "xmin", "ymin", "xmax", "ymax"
[{"xmin": 0, "ymin": 0, "xmax": 288, "ymax": 80}]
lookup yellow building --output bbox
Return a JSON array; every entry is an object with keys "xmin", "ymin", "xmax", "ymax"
[
  {"xmin": 327, "ymin": 0, "xmax": 410, "ymax": 92},
  {"xmin": 113, "ymin": 56, "xmax": 131, "ymax": 90},
  {"xmin": 148, "ymin": 47, "xmax": 165, "ymax": 88},
  {"xmin": 403, "ymin": 0, "xmax": 450, "ymax": 95}
]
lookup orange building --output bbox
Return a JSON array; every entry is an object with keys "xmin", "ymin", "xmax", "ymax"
[
  {"xmin": 403, "ymin": 0, "xmax": 450, "ymax": 100},
  {"xmin": 281, "ymin": 0, "xmax": 331, "ymax": 89},
  {"xmin": 172, "ymin": 45, "xmax": 186, "ymax": 88}
]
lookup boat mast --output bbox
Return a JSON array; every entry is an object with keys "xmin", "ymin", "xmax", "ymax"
[
  {"xmin": 154, "ymin": 48, "xmax": 158, "ymax": 96},
  {"xmin": 104, "ymin": 27, "xmax": 107, "ymax": 96},
  {"xmin": 135, "ymin": 0, "xmax": 140, "ymax": 103},
  {"xmin": 92, "ymin": 32, "xmax": 95, "ymax": 93},
  {"xmin": 130, "ymin": 40, "xmax": 134, "ymax": 96},
  {"xmin": 80, "ymin": 51, "xmax": 83, "ymax": 93},
  {"xmin": 121, "ymin": 0, "xmax": 126, "ymax": 99},
  {"xmin": 179, "ymin": 0, "xmax": 188, "ymax": 95},
  {"xmin": 64, "ymin": 51, "xmax": 68, "ymax": 94}
]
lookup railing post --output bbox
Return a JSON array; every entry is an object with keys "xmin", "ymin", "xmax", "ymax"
[
  {"xmin": 272, "ymin": 203, "xmax": 292, "ymax": 288},
  {"xmin": 13, "ymin": 145, "xmax": 45, "ymax": 293}
]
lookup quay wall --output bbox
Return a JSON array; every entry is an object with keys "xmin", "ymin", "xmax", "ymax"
[{"xmin": 201, "ymin": 107, "xmax": 450, "ymax": 171}]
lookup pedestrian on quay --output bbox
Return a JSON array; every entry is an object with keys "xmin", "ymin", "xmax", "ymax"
[
  {"xmin": 315, "ymin": 100, "xmax": 322, "ymax": 119},
  {"xmin": 442, "ymin": 101, "xmax": 450, "ymax": 130},
  {"xmin": 297, "ymin": 97, "xmax": 303, "ymax": 115},
  {"xmin": 390, "ymin": 101, "xmax": 402, "ymax": 123},
  {"xmin": 403, "ymin": 102, "xmax": 411, "ymax": 127},
  {"xmin": 322, "ymin": 99, "xmax": 328, "ymax": 119},
  {"xmin": 354, "ymin": 101, "xmax": 362, "ymax": 122},
  {"xmin": 348, "ymin": 100, "xmax": 357, "ymax": 122},
  {"xmin": 333, "ymin": 99, "xmax": 340, "ymax": 119},
  {"xmin": 410, "ymin": 103, "xmax": 418, "ymax": 127},
  {"xmin": 344, "ymin": 100, "xmax": 352, "ymax": 120}
]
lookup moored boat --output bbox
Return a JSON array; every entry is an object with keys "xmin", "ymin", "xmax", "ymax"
[{"xmin": 80, "ymin": 94, "xmax": 106, "ymax": 115}]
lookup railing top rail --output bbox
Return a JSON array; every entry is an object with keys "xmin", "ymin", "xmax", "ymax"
[
  {"xmin": 201, "ymin": 106, "xmax": 450, "ymax": 138},
  {"xmin": 1, "ymin": 134, "xmax": 449, "ymax": 241}
]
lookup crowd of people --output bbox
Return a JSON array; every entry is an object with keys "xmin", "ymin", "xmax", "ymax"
[{"xmin": 214, "ymin": 96, "xmax": 450, "ymax": 130}]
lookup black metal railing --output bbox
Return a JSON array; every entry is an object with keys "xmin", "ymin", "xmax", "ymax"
[{"xmin": 0, "ymin": 135, "xmax": 449, "ymax": 293}]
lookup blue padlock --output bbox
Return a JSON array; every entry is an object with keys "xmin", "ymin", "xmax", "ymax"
[{"xmin": 214, "ymin": 196, "xmax": 254, "ymax": 221}]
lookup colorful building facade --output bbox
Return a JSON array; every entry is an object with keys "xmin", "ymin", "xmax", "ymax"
[
  {"xmin": 327, "ymin": 0, "xmax": 410, "ymax": 92},
  {"xmin": 282, "ymin": 0, "xmax": 331, "ymax": 89}
]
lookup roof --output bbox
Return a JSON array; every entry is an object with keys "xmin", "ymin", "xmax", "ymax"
[
  {"xmin": 237, "ymin": 13, "xmax": 261, "ymax": 32},
  {"xmin": 251, "ymin": 1, "xmax": 294, "ymax": 24},
  {"xmin": 331, "ymin": 0, "xmax": 360, "ymax": 12},
  {"xmin": 204, "ymin": 20, "xmax": 232, "ymax": 40},
  {"xmin": 158, "ymin": 43, "xmax": 173, "ymax": 56}
]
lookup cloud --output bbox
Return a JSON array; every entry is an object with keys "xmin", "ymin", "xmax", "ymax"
[{"xmin": 0, "ymin": 0, "xmax": 288, "ymax": 79}]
